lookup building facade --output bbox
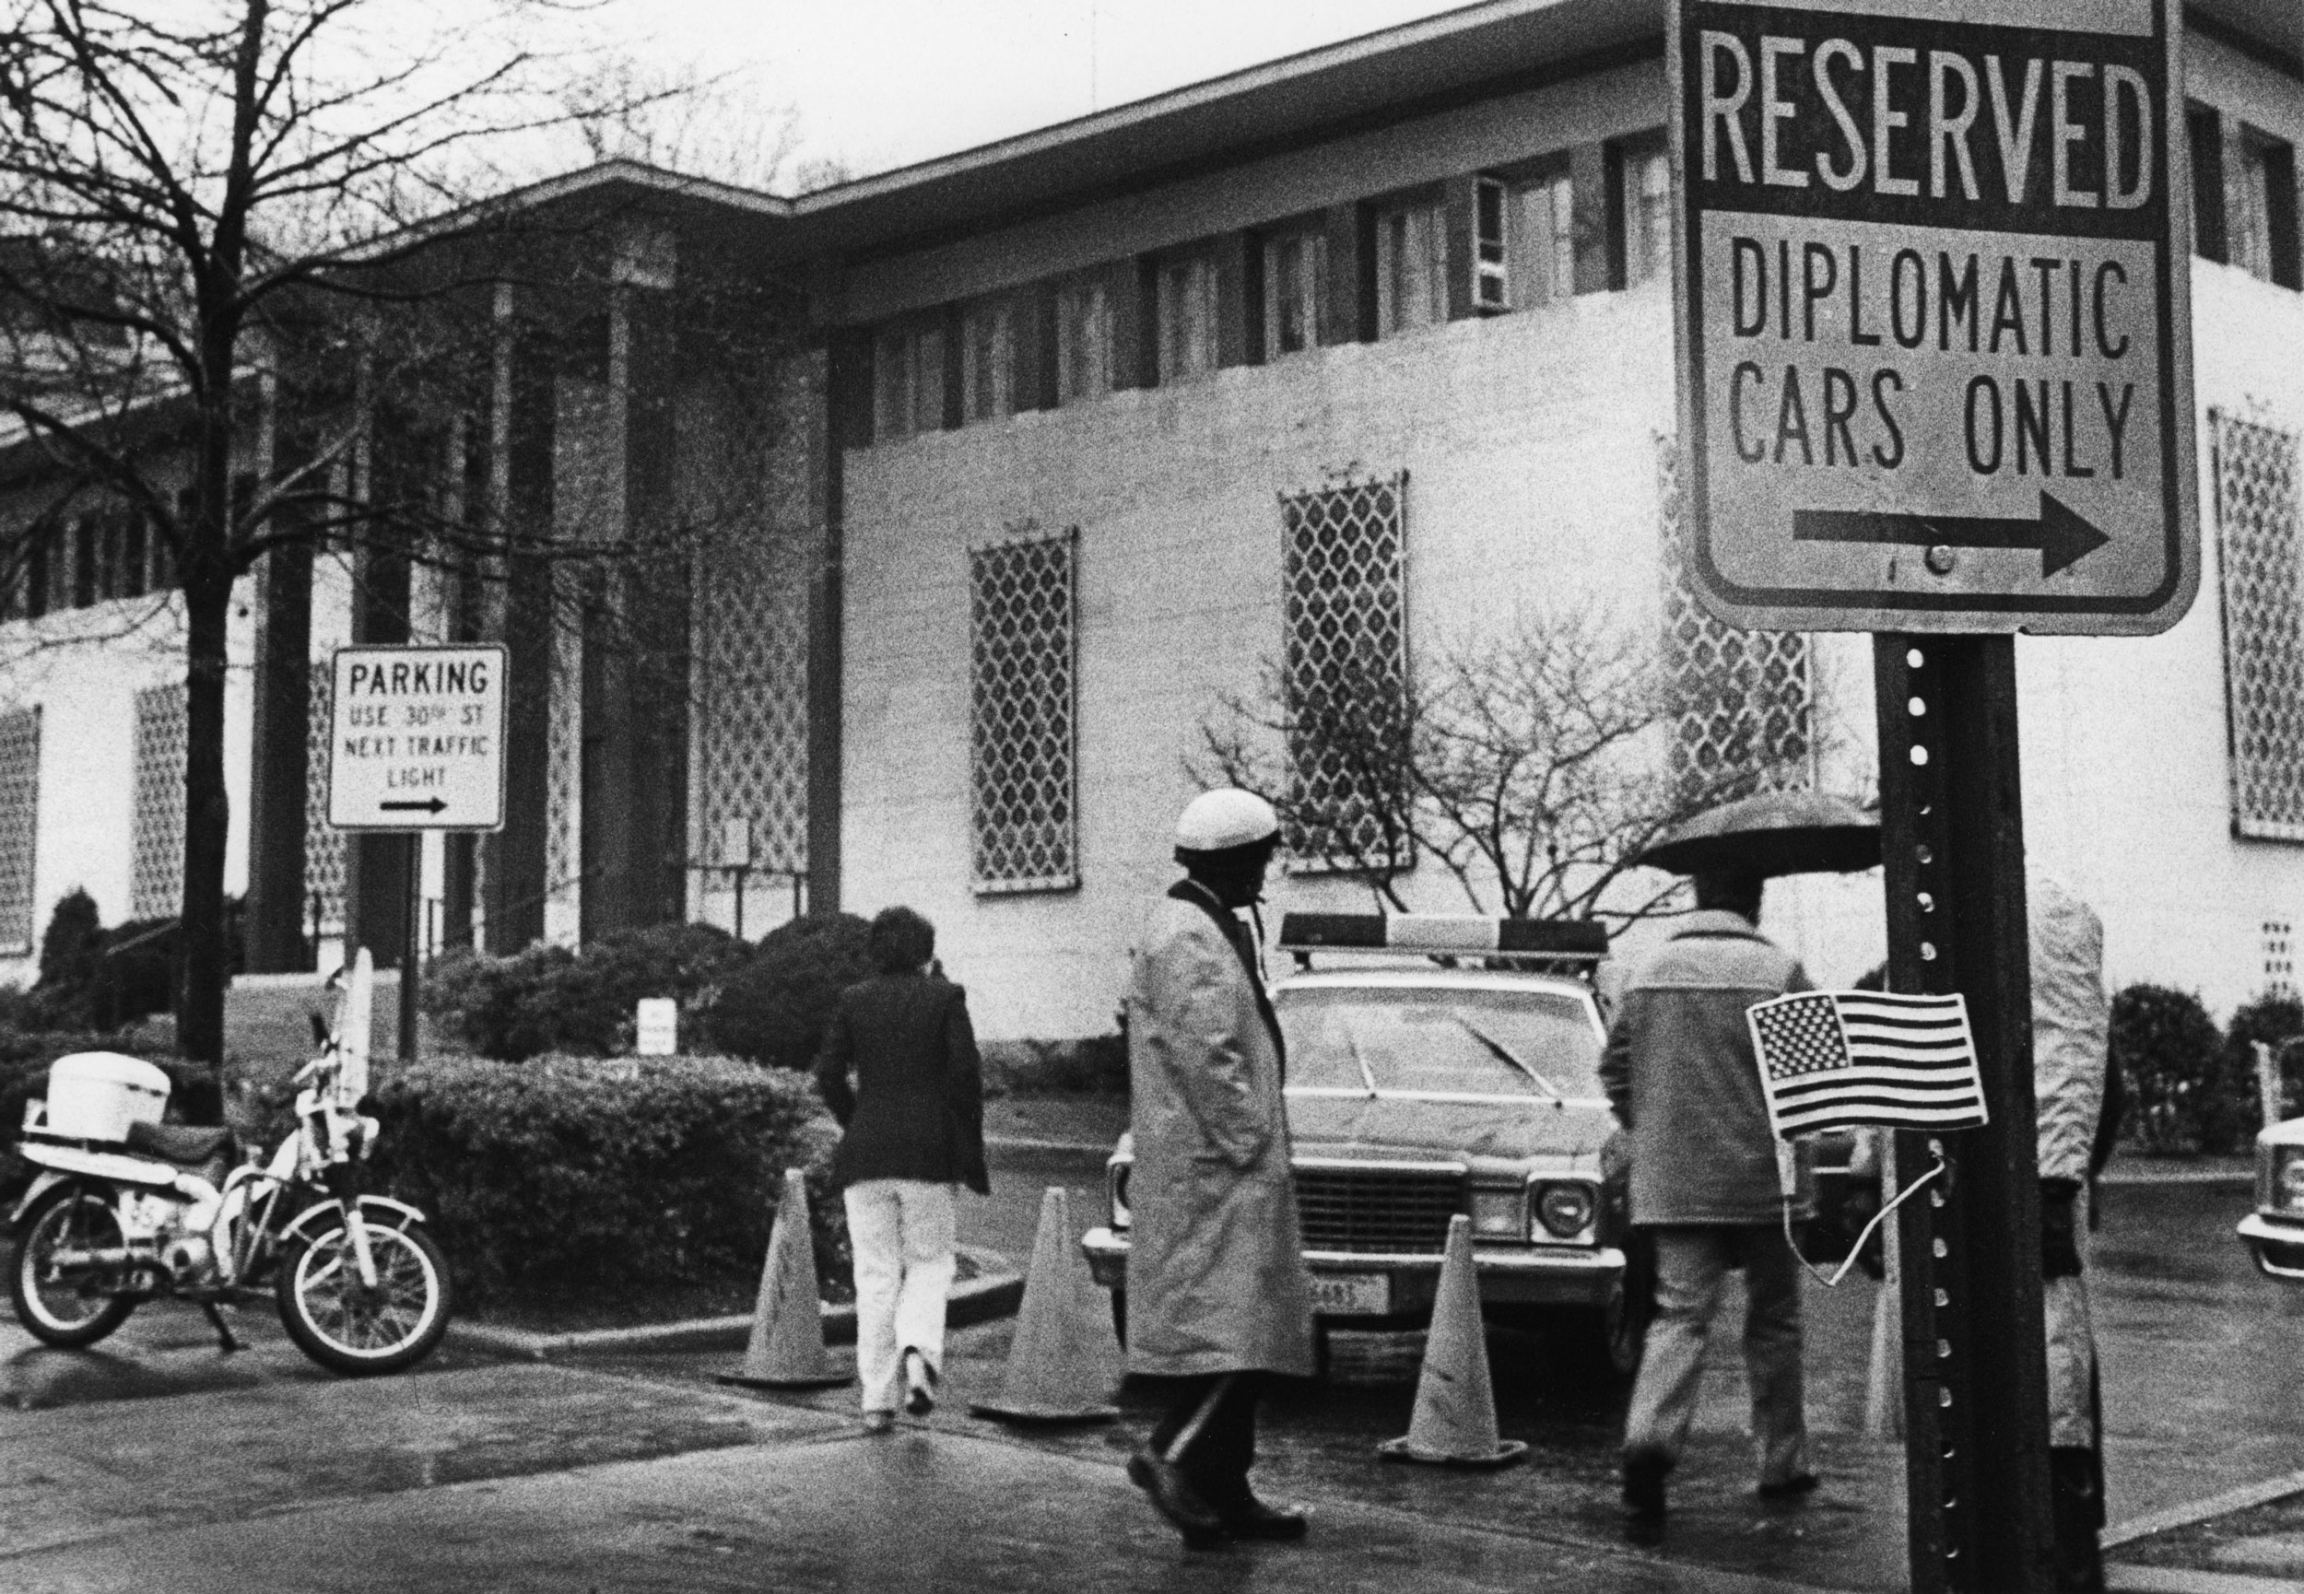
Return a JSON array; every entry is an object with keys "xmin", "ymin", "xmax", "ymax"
[{"xmin": 2, "ymin": 0, "xmax": 2301, "ymax": 1038}]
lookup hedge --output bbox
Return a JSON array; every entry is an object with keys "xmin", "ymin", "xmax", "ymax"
[
  {"xmin": 425, "ymin": 923, "xmax": 751, "ymax": 1061},
  {"xmin": 364, "ymin": 1053, "xmax": 847, "ymax": 1313},
  {"xmin": 696, "ymin": 912, "xmax": 873, "ymax": 1069}
]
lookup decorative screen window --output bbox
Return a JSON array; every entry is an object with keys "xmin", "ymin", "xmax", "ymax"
[
  {"xmin": 0, "ymin": 708, "xmax": 38, "ymax": 953},
  {"xmin": 2215, "ymin": 410, "xmax": 2304, "ymax": 839},
  {"xmin": 1375, "ymin": 198, "xmax": 1446, "ymax": 336},
  {"xmin": 303, "ymin": 671, "xmax": 345, "ymax": 940},
  {"xmin": 129, "ymin": 681, "xmax": 187, "ymax": 920},
  {"xmin": 1623, "ymin": 143, "xmax": 1672, "ymax": 287},
  {"xmin": 1157, "ymin": 254, "xmax": 1218, "ymax": 384},
  {"xmin": 1281, "ymin": 474, "xmax": 1410, "ymax": 873},
  {"xmin": 1055, "ymin": 278, "xmax": 1112, "ymax": 407},
  {"xmin": 1512, "ymin": 171, "xmax": 1576, "ymax": 308},
  {"xmin": 969, "ymin": 528, "xmax": 1078, "ymax": 894},
  {"xmin": 2268, "ymin": 920, "xmax": 2296, "ymax": 997},
  {"xmin": 961, "ymin": 298, "xmax": 1013, "ymax": 425},
  {"xmin": 698, "ymin": 543, "xmax": 810, "ymax": 876},
  {"xmin": 873, "ymin": 319, "xmax": 945, "ymax": 443},
  {"xmin": 1656, "ymin": 438, "xmax": 1812, "ymax": 807},
  {"xmin": 1263, "ymin": 226, "xmax": 1328, "ymax": 361}
]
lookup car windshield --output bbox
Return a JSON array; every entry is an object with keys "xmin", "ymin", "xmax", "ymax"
[{"xmin": 1277, "ymin": 984, "xmax": 1606, "ymax": 1100}]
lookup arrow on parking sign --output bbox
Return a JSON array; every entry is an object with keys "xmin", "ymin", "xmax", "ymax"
[
  {"xmin": 1792, "ymin": 492, "xmax": 2114, "ymax": 578},
  {"xmin": 380, "ymin": 797, "xmax": 447, "ymax": 815}
]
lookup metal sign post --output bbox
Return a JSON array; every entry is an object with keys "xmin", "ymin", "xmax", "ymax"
[
  {"xmin": 1666, "ymin": 2, "xmax": 2197, "ymax": 1587},
  {"xmin": 326, "ymin": 645, "xmax": 509, "ymax": 1061}
]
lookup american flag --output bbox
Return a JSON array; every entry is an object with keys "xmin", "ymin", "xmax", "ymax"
[{"xmin": 1745, "ymin": 990, "xmax": 1988, "ymax": 1136}]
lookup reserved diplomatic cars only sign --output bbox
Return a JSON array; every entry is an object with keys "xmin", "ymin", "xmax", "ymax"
[{"xmin": 1668, "ymin": 0, "xmax": 2195, "ymax": 634}]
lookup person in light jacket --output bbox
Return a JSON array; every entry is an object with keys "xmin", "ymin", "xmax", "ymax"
[
  {"xmin": 2030, "ymin": 872, "xmax": 2115, "ymax": 1594},
  {"xmin": 1598, "ymin": 868, "xmax": 1815, "ymax": 1543},
  {"xmin": 1123, "ymin": 789, "xmax": 1316, "ymax": 1549},
  {"xmin": 813, "ymin": 907, "xmax": 989, "ymax": 1433}
]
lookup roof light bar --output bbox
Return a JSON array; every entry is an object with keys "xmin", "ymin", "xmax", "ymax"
[{"xmin": 1277, "ymin": 913, "xmax": 1608, "ymax": 959}]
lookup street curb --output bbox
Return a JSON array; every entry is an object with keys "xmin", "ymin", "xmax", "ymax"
[
  {"xmin": 2105, "ymin": 1567, "xmax": 2304, "ymax": 1593},
  {"xmin": 2100, "ymin": 1168, "xmax": 2254, "ymax": 1188},
  {"xmin": 2104, "ymin": 1468, "xmax": 2304, "ymax": 1548},
  {"xmin": 983, "ymin": 1135, "xmax": 1113, "ymax": 1156},
  {"xmin": 447, "ymin": 1245, "xmax": 1023, "ymax": 1362}
]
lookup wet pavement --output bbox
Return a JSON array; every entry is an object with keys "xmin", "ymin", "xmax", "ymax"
[{"xmin": 0, "ymin": 1143, "xmax": 2294, "ymax": 1591}]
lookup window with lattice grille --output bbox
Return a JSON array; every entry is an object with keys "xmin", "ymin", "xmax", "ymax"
[
  {"xmin": 698, "ymin": 548, "xmax": 810, "ymax": 878},
  {"xmin": 130, "ymin": 682, "xmax": 186, "ymax": 920},
  {"xmin": 2215, "ymin": 410, "xmax": 2304, "ymax": 840},
  {"xmin": 303, "ymin": 672, "xmax": 345, "ymax": 937},
  {"xmin": 970, "ymin": 529, "xmax": 1077, "ymax": 894},
  {"xmin": 1656, "ymin": 439, "xmax": 1812, "ymax": 807},
  {"xmin": 1282, "ymin": 475, "xmax": 1410, "ymax": 873},
  {"xmin": 0, "ymin": 709, "xmax": 38, "ymax": 953}
]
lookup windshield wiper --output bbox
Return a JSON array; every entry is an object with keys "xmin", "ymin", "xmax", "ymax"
[
  {"xmin": 1453, "ymin": 1018, "xmax": 1565, "ymax": 1104},
  {"xmin": 1341, "ymin": 1029, "xmax": 1379, "ymax": 1099}
]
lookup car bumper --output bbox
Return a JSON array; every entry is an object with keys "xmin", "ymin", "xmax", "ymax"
[
  {"xmin": 2237, "ymin": 1212, "xmax": 2304, "ymax": 1279},
  {"xmin": 1078, "ymin": 1225, "xmax": 1623, "ymax": 1315}
]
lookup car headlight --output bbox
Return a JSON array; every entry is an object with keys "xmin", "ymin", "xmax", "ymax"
[
  {"xmin": 2278, "ymin": 1148, "xmax": 2304, "ymax": 1211},
  {"xmin": 1536, "ymin": 1181, "xmax": 1596, "ymax": 1240},
  {"xmin": 1109, "ymin": 1161, "xmax": 1132, "ymax": 1230},
  {"xmin": 1469, "ymin": 1186, "xmax": 1528, "ymax": 1240}
]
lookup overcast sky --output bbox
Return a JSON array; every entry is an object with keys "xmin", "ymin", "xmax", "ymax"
[{"xmin": 590, "ymin": 0, "xmax": 1473, "ymax": 188}]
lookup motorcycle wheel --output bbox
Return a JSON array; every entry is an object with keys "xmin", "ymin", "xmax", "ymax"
[
  {"xmin": 275, "ymin": 1215, "xmax": 452, "ymax": 1377},
  {"xmin": 10, "ymin": 1184, "xmax": 138, "ymax": 1348}
]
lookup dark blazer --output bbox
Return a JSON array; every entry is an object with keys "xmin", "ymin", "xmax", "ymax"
[{"xmin": 812, "ymin": 972, "xmax": 990, "ymax": 1195}]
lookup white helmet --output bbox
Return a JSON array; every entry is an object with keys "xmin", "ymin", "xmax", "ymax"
[{"xmin": 1174, "ymin": 788, "xmax": 1280, "ymax": 859}]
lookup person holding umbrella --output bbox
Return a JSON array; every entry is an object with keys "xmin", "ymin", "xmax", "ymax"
[{"xmin": 1600, "ymin": 791, "xmax": 1878, "ymax": 1543}]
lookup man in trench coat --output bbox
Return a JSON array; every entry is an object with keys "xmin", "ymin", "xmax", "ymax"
[{"xmin": 1123, "ymin": 788, "xmax": 1317, "ymax": 1548}]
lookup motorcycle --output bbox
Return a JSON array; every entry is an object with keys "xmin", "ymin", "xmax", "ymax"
[{"xmin": 7, "ymin": 949, "xmax": 451, "ymax": 1375}]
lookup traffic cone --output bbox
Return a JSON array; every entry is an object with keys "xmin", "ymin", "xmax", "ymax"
[
  {"xmin": 717, "ymin": 1167, "xmax": 849, "ymax": 1390},
  {"xmin": 1377, "ymin": 1213, "xmax": 1527, "ymax": 1467},
  {"xmin": 971, "ymin": 1186, "xmax": 1120, "ymax": 1423}
]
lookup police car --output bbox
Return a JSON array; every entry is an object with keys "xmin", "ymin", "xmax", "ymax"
[{"xmin": 1080, "ymin": 913, "xmax": 1647, "ymax": 1376}]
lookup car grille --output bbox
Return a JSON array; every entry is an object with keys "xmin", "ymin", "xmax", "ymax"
[{"xmin": 1293, "ymin": 1165, "xmax": 1463, "ymax": 1254}]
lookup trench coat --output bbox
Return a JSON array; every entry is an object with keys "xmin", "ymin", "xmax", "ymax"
[
  {"xmin": 1122, "ymin": 884, "xmax": 1316, "ymax": 1380},
  {"xmin": 2031, "ymin": 872, "xmax": 2108, "ymax": 1449}
]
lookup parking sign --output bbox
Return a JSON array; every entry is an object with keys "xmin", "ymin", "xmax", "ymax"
[{"xmin": 326, "ymin": 645, "xmax": 507, "ymax": 831}]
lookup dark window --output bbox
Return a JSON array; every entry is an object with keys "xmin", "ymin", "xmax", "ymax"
[
  {"xmin": 70, "ymin": 514, "xmax": 95, "ymax": 608},
  {"xmin": 2191, "ymin": 103, "xmax": 2228, "ymax": 264},
  {"xmin": 2236, "ymin": 127, "xmax": 2301, "ymax": 290},
  {"xmin": 23, "ymin": 532, "xmax": 47, "ymax": 620},
  {"xmin": 120, "ymin": 509, "xmax": 146, "ymax": 600}
]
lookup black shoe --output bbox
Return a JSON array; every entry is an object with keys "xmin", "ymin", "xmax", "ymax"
[
  {"xmin": 1127, "ymin": 1451, "xmax": 1228, "ymax": 1550},
  {"xmin": 902, "ymin": 1348, "xmax": 937, "ymax": 1417},
  {"xmin": 1215, "ymin": 1497, "xmax": 1308, "ymax": 1542},
  {"xmin": 1759, "ymin": 1471, "xmax": 1821, "ymax": 1501},
  {"xmin": 1622, "ymin": 1449, "xmax": 1670, "ymax": 1545}
]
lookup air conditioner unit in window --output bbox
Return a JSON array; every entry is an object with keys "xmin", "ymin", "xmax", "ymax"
[{"xmin": 1475, "ymin": 176, "xmax": 1509, "ymax": 312}]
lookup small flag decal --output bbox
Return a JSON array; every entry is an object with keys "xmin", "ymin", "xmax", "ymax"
[{"xmin": 1747, "ymin": 990, "xmax": 1988, "ymax": 1137}]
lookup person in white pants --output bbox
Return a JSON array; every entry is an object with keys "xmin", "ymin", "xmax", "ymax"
[{"xmin": 813, "ymin": 908, "xmax": 990, "ymax": 1430}]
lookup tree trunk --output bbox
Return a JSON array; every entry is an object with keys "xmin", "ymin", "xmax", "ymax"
[{"xmin": 177, "ymin": 571, "xmax": 234, "ymax": 1119}]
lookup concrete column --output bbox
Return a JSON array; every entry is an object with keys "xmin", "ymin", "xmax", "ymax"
[{"xmin": 487, "ymin": 297, "xmax": 555, "ymax": 954}]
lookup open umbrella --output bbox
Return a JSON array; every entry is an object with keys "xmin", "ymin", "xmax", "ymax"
[{"xmin": 1636, "ymin": 790, "xmax": 1881, "ymax": 878}]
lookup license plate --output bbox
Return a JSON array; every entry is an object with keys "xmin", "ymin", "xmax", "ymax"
[{"xmin": 1307, "ymin": 1271, "xmax": 1390, "ymax": 1316}]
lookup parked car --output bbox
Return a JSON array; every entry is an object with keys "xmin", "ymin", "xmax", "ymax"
[
  {"xmin": 1080, "ymin": 913, "xmax": 1650, "ymax": 1378},
  {"xmin": 2237, "ymin": 1115, "xmax": 2304, "ymax": 1278}
]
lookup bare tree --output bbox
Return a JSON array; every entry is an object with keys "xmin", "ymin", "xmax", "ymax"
[
  {"xmin": 0, "ymin": 0, "xmax": 796, "ymax": 1094},
  {"xmin": 1200, "ymin": 605, "xmax": 1814, "ymax": 929}
]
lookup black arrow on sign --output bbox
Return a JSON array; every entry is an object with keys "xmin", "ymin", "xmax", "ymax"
[
  {"xmin": 380, "ymin": 797, "xmax": 447, "ymax": 814},
  {"xmin": 1791, "ymin": 490, "xmax": 2113, "ymax": 577}
]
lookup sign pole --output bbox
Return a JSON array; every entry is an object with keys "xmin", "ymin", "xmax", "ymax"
[
  {"xmin": 400, "ymin": 831, "xmax": 421, "ymax": 1063},
  {"xmin": 1873, "ymin": 634, "xmax": 2052, "ymax": 1591}
]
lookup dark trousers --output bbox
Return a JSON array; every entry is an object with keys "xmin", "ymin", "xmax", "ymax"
[{"xmin": 1148, "ymin": 1373, "xmax": 1263, "ymax": 1509}]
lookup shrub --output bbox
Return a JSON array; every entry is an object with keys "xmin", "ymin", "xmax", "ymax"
[
  {"xmin": 981, "ymin": 1035, "xmax": 1128, "ymax": 1097},
  {"xmin": 426, "ymin": 923, "xmax": 749, "ymax": 1061},
  {"xmin": 31, "ymin": 889, "xmax": 104, "ymax": 1029},
  {"xmin": 2222, "ymin": 994, "xmax": 2304, "ymax": 1141},
  {"xmin": 365, "ymin": 1053, "xmax": 845, "ymax": 1313},
  {"xmin": 702, "ymin": 912, "xmax": 874, "ymax": 1070},
  {"xmin": 2111, "ymin": 984, "xmax": 2229, "ymax": 1154}
]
